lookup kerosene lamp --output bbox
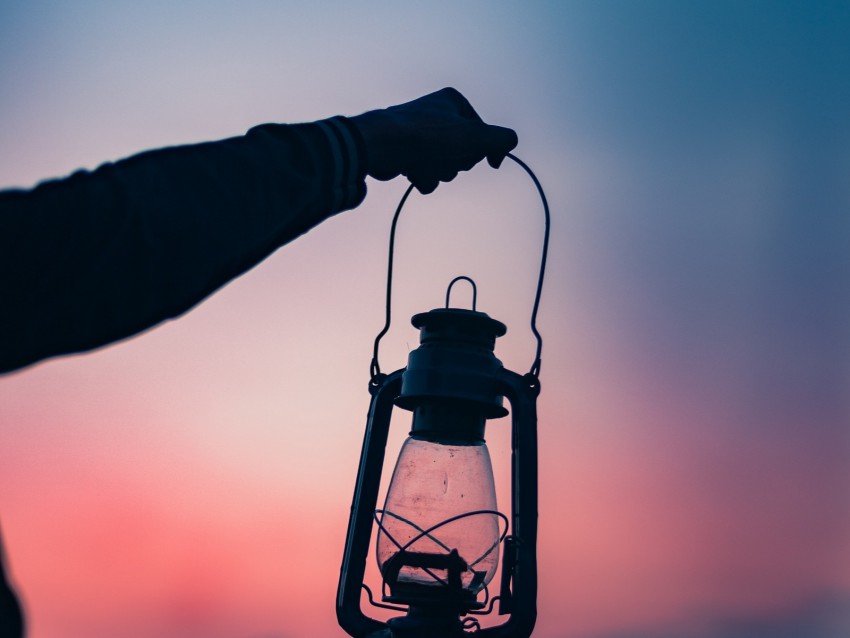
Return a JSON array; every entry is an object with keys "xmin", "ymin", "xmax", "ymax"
[{"xmin": 337, "ymin": 155, "xmax": 549, "ymax": 638}]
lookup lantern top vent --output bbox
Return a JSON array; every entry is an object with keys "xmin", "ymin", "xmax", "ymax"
[
  {"xmin": 411, "ymin": 308, "xmax": 507, "ymax": 352},
  {"xmin": 397, "ymin": 306, "xmax": 508, "ymax": 418}
]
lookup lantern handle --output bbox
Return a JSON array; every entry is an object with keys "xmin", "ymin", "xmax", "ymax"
[{"xmin": 370, "ymin": 152, "xmax": 550, "ymax": 382}]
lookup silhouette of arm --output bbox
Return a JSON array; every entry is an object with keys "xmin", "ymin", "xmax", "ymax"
[
  {"xmin": 0, "ymin": 117, "xmax": 367, "ymax": 373},
  {"xmin": 0, "ymin": 88, "xmax": 516, "ymax": 374}
]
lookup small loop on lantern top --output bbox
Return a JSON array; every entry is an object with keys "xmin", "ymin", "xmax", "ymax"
[{"xmin": 445, "ymin": 275, "xmax": 478, "ymax": 311}]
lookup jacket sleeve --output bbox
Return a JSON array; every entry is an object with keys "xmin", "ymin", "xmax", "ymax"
[{"xmin": 0, "ymin": 116, "xmax": 367, "ymax": 373}]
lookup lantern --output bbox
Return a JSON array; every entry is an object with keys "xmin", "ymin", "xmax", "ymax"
[{"xmin": 337, "ymin": 155, "xmax": 549, "ymax": 638}]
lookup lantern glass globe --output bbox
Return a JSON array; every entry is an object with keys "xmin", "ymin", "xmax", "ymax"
[{"xmin": 376, "ymin": 434, "xmax": 501, "ymax": 597}]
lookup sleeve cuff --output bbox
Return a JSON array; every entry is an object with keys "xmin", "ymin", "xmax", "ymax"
[
  {"xmin": 246, "ymin": 115, "xmax": 368, "ymax": 221},
  {"xmin": 315, "ymin": 116, "xmax": 368, "ymax": 213}
]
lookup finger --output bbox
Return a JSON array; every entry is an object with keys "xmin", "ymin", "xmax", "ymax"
[
  {"xmin": 370, "ymin": 168, "xmax": 399, "ymax": 182},
  {"xmin": 439, "ymin": 170, "xmax": 459, "ymax": 183},
  {"xmin": 412, "ymin": 176, "xmax": 440, "ymax": 194},
  {"xmin": 484, "ymin": 124, "xmax": 518, "ymax": 163},
  {"xmin": 484, "ymin": 123, "xmax": 518, "ymax": 148},
  {"xmin": 488, "ymin": 153, "xmax": 506, "ymax": 169},
  {"xmin": 409, "ymin": 161, "xmax": 458, "ymax": 190}
]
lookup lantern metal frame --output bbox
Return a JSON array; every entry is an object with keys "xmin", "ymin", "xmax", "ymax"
[{"xmin": 337, "ymin": 155, "xmax": 550, "ymax": 638}]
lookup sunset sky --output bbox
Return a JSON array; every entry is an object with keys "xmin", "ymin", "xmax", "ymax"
[{"xmin": 1, "ymin": 2, "xmax": 849, "ymax": 637}]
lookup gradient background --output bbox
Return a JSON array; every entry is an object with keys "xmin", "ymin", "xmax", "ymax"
[{"xmin": 1, "ymin": 2, "xmax": 849, "ymax": 637}]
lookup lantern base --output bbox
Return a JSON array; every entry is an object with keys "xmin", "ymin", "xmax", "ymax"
[
  {"xmin": 386, "ymin": 605, "xmax": 465, "ymax": 638},
  {"xmin": 383, "ymin": 591, "xmax": 484, "ymax": 612}
]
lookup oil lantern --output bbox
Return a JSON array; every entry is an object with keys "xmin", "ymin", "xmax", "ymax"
[{"xmin": 337, "ymin": 155, "xmax": 548, "ymax": 638}]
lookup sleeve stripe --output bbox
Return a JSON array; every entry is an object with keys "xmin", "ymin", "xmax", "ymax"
[
  {"xmin": 316, "ymin": 120, "xmax": 343, "ymax": 212},
  {"xmin": 327, "ymin": 117, "xmax": 359, "ymax": 190}
]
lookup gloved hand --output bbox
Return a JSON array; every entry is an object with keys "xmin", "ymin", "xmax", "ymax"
[{"xmin": 351, "ymin": 87, "xmax": 518, "ymax": 194}]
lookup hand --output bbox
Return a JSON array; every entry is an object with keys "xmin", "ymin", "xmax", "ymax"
[{"xmin": 351, "ymin": 87, "xmax": 518, "ymax": 194}]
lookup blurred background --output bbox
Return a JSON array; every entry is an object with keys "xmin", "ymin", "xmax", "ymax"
[{"xmin": 1, "ymin": 2, "xmax": 848, "ymax": 637}]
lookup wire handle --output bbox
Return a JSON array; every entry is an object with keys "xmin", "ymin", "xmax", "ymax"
[
  {"xmin": 446, "ymin": 275, "xmax": 478, "ymax": 311},
  {"xmin": 370, "ymin": 153, "xmax": 550, "ymax": 382}
]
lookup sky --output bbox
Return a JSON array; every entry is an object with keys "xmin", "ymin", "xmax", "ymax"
[{"xmin": 1, "ymin": 2, "xmax": 849, "ymax": 637}]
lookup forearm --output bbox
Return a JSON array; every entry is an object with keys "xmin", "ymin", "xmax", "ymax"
[{"xmin": 0, "ymin": 117, "xmax": 366, "ymax": 373}]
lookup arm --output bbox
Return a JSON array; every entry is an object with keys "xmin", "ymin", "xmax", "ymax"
[
  {"xmin": 0, "ymin": 88, "xmax": 516, "ymax": 374},
  {"xmin": 0, "ymin": 117, "xmax": 366, "ymax": 373}
]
